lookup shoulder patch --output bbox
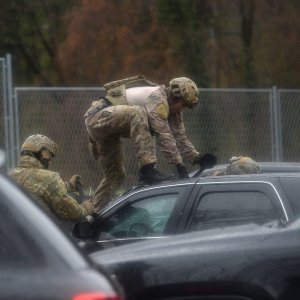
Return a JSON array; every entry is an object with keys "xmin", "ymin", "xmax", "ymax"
[{"xmin": 157, "ymin": 104, "xmax": 169, "ymax": 120}]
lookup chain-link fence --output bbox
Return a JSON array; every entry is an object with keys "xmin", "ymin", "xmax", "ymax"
[
  {"xmin": 0, "ymin": 53, "xmax": 298, "ymax": 192},
  {"xmin": 280, "ymin": 90, "xmax": 300, "ymax": 161},
  {"xmin": 14, "ymin": 87, "xmax": 279, "ymax": 191},
  {"xmin": 15, "ymin": 88, "xmax": 105, "ymax": 191},
  {"xmin": 0, "ymin": 58, "xmax": 5, "ymax": 153}
]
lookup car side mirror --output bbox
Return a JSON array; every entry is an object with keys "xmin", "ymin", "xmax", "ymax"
[{"xmin": 72, "ymin": 220, "xmax": 93, "ymax": 239}]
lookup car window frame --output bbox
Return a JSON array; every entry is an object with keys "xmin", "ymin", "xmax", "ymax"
[
  {"xmin": 93, "ymin": 183, "xmax": 195, "ymax": 240},
  {"xmin": 182, "ymin": 180, "xmax": 290, "ymax": 233},
  {"xmin": 278, "ymin": 176, "xmax": 300, "ymax": 217}
]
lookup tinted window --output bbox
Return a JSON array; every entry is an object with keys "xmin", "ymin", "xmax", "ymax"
[
  {"xmin": 98, "ymin": 194, "xmax": 178, "ymax": 239},
  {"xmin": 190, "ymin": 191, "xmax": 277, "ymax": 231},
  {"xmin": 0, "ymin": 192, "xmax": 46, "ymax": 268}
]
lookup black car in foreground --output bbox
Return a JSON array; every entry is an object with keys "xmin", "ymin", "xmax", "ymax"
[
  {"xmin": 91, "ymin": 217, "xmax": 300, "ymax": 300},
  {"xmin": 74, "ymin": 168, "xmax": 300, "ymax": 253},
  {"xmin": 0, "ymin": 151, "xmax": 123, "ymax": 300}
]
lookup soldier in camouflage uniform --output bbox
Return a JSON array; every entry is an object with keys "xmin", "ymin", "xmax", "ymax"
[
  {"xmin": 85, "ymin": 75, "xmax": 216, "ymax": 211},
  {"xmin": 9, "ymin": 134, "xmax": 94, "ymax": 228},
  {"xmin": 211, "ymin": 156, "xmax": 261, "ymax": 176}
]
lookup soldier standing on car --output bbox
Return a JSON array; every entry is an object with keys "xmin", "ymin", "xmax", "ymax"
[
  {"xmin": 9, "ymin": 134, "xmax": 94, "ymax": 229},
  {"xmin": 84, "ymin": 75, "xmax": 217, "ymax": 212}
]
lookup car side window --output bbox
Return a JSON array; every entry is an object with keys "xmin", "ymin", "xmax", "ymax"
[
  {"xmin": 98, "ymin": 194, "xmax": 178, "ymax": 239},
  {"xmin": 190, "ymin": 191, "xmax": 277, "ymax": 231}
]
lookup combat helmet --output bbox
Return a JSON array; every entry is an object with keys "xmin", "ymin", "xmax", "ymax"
[
  {"xmin": 169, "ymin": 77, "xmax": 199, "ymax": 108},
  {"xmin": 21, "ymin": 134, "xmax": 58, "ymax": 156},
  {"xmin": 227, "ymin": 156, "xmax": 261, "ymax": 175}
]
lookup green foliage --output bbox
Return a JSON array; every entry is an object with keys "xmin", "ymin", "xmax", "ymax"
[
  {"xmin": 155, "ymin": 0, "xmax": 211, "ymax": 86},
  {"xmin": 0, "ymin": 0, "xmax": 75, "ymax": 85},
  {"xmin": 0, "ymin": 0, "xmax": 299, "ymax": 87}
]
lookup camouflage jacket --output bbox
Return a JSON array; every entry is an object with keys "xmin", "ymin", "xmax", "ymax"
[
  {"xmin": 105, "ymin": 81, "xmax": 199, "ymax": 165},
  {"xmin": 9, "ymin": 155, "xmax": 94, "ymax": 221}
]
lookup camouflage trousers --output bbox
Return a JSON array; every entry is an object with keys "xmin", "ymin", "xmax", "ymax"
[{"xmin": 85, "ymin": 105, "xmax": 157, "ymax": 212}]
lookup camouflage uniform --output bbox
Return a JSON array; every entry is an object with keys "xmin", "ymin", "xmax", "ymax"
[
  {"xmin": 85, "ymin": 76, "xmax": 199, "ymax": 211},
  {"xmin": 141, "ymin": 86, "xmax": 199, "ymax": 164},
  {"xmin": 9, "ymin": 155, "xmax": 94, "ymax": 222},
  {"xmin": 212, "ymin": 156, "xmax": 261, "ymax": 176}
]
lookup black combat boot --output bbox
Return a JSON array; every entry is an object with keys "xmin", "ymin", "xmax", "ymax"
[{"xmin": 138, "ymin": 163, "xmax": 174, "ymax": 185}]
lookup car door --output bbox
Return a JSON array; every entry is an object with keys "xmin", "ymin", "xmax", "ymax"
[
  {"xmin": 90, "ymin": 183, "xmax": 195, "ymax": 250},
  {"xmin": 179, "ymin": 181, "xmax": 288, "ymax": 233}
]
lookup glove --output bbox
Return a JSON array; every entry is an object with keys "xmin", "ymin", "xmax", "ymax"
[
  {"xmin": 176, "ymin": 163, "xmax": 189, "ymax": 179},
  {"xmin": 193, "ymin": 153, "xmax": 217, "ymax": 170},
  {"xmin": 69, "ymin": 174, "xmax": 82, "ymax": 192},
  {"xmin": 82, "ymin": 199, "xmax": 94, "ymax": 215}
]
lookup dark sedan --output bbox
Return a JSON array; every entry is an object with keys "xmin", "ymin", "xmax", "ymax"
[
  {"xmin": 0, "ymin": 151, "xmax": 123, "ymax": 300},
  {"xmin": 73, "ymin": 168, "xmax": 300, "ymax": 253},
  {"xmin": 90, "ymin": 217, "xmax": 300, "ymax": 300}
]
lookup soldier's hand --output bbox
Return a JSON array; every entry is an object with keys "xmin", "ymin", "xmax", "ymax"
[
  {"xmin": 82, "ymin": 199, "xmax": 94, "ymax": 215},
  {"xmin": 176, "ymin": 163, "xmax": 189, "ymax": 179},
  {"xmin": 69, "ymin": 174, "xmax": 82, "ymax": 191},
  {"xmin": 193, "ymin": 153, "xmax": 217, "ymax": 170}
]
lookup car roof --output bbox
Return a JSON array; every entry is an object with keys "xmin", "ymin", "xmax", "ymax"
[
  {"xmin": 198, "ymin": 161, "xmax": 300, "ymax": 177},
  {"xmin": 117, "ymin": 163, "xmax": 300, "ymax": 199},
  {"xmin": 196, "ymin": 171, "xmax": 300, "ymax": 182}
]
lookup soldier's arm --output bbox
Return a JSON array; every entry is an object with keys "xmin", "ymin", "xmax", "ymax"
[
  {"xmin": 44, "ymin": 174, "xmax": 94, "ymax": 221},
  {"xmin": 146, "ymin": 89, "xmax": 182, "ymax": 165},
  {"xmin": 64, "ymin": 174, "xmax": 81, "ymax": 193},
  {"xmin": 169, "ymin": 112, "xmax": 199, "ymax": 163}
]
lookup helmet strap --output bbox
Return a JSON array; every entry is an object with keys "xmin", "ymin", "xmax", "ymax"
[
  {"xmin": 21, "ymin": 150, "xmax": 38, "ymax": 159},
  {"xmin": 21, "ymin": 150, "xmax": 49, "ymax": 169},
  {"xmin": 39, "ymin": 149, "xmax": 53, "ymax": 169},
  {"xmin": 167, "ymin": 88, "xmax": 182, "ymax": 105}
]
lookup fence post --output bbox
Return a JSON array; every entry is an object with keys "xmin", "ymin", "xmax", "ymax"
[
  {"xmin": 2, "ymin": 57, "xmax": 9, "ymax": 172},
  {"xmin": 270, "ymin": 86, "xmax": 283, "ymax": 161},
  {"xmin": 5, "ymin": 54, "xmax": 17, "ymax": 170}
]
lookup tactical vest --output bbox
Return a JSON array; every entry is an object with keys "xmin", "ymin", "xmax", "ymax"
[{"xmin": 104, "ymin": 75, "xmax": 158, "ymax": 106}]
